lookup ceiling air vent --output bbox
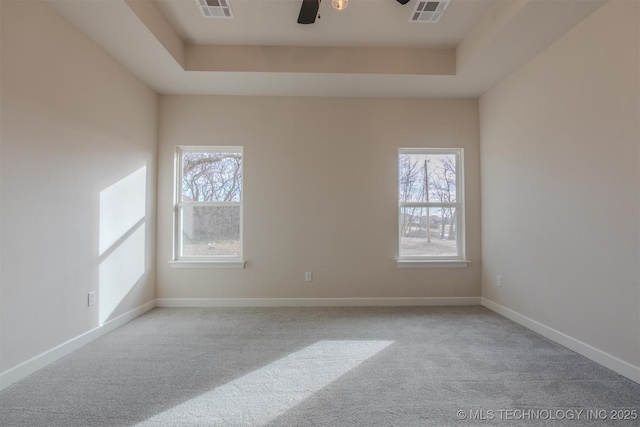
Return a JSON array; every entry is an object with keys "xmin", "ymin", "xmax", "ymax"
[
  {"xmin": 410, "ymin": 0, "xmax": 451, "ymax": 23},
  {"xmin": 196, "ymin": 0, "xmax": 234, "ymax": 19}
]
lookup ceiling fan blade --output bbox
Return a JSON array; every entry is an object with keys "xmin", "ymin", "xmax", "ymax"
[{"xmin": 297, "ymin": 0, "xmax": 321, "ymax": 25}]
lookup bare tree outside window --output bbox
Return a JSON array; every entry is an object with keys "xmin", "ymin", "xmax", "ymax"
[
  {"xmin": 398, "ymin": 149, "xmax": 463, "ymax": 259},
  {"xmin": 176, "ymin": 148, "xmax": 243, "ymax": 259},
  {"xmin": 182, "ymin": 152, "xmax": 242, "ymax": 202}
]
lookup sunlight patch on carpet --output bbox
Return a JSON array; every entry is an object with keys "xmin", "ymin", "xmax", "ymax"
[{"xmin": 136, "ymin": 340, "xmax": 393, "ymax": 426}]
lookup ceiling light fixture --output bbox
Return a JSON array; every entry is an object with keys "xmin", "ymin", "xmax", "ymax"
[{"xmin": 332, "ymin": 0, "xmax": 348, "ymax": 11}]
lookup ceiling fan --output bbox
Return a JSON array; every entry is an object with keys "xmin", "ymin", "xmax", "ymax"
[{"xmin": 297, "ymin": 0, "xmax": 412, "ymax": 25}]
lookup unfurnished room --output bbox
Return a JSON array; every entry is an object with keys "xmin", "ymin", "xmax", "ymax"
[{"xmin": 0, "ymin": 0, "xmax": 639, "ymax": 425}]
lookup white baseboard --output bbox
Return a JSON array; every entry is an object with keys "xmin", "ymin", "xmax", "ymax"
[
  {"xmin": 0, "ymin": 300, "xmax": 156, "ymax": 391},
  {"xmin": 5, "ymin": 297, "xmax": 636, "ymax": 390},
  {"xmin": 481, "ymin": 298, "xmax": 640, "ymax": 384},
  {"xmin": 155, "ymin": 297, "xmax": 481, "ymax": 308}
]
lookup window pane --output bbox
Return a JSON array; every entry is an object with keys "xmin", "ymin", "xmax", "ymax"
[
  {"xmin": 181, "ymin": 205, "xmax": 240, "ymax": 257},
  {"xmin": 399, "ymin": 153, "xmax": 456, "ymax": 203},
  {"xmin": 400, "ymin": 207, "xmax": 458, "ymax": 257},
  {"xmin": 182, "ymin": 152, "xmax": 242, "ymax": 202}
]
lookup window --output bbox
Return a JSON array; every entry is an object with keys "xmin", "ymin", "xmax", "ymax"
[
  {"xmin": 173, "ymin": 146, "xmax": 243, "ymax": 267},
  {"xmin": 398, "ymin": 148, "xmax": 466, "ymax": 266}
]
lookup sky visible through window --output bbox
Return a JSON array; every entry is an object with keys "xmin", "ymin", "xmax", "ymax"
[
  {"xmin": 179, "ymin": 150, "xmax": 242, "ymax": 258},
  {"xmin": 399, "ymin": 152, "xmax": 459, "ymax": 258}
]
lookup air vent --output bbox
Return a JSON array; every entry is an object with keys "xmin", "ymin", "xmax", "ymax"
[
  {"xmin": 196, "ymin": 0, "xmax": 234, "ymax": 19},
  {"xmin": 410, "ymin": 0, "xmax": 451, "ymax": 23}
]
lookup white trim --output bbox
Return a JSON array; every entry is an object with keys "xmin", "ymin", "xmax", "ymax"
[
  {"xmin": 155, "ymin": 297, "xmax": 481, "ymax": 308},
  {"xmin": 400, "ymin": 202, "xmax": 458, "ymax": 209},
  {"xmin": 179, "ymin": 201, "xmax": 241, "ymax": 207},
  {"xmin": 4, "ymin": 296, "xmax": 635, "ymax": 392},
  {"xmin": 179, "ymin": 145, "xmax": 242, "ymax": 154},
  {"xmin": 397, "ymin": 259, "xmax": 470, "ymax": 268},
  {"xmin": 168, "ymin": 260, "xmax": 245, "ymax": 269},
  {"xmin": 481, "ymin": 298, "xmax": 640, "ymax": 384},
  {"xmin": 399, "ymin": 147, "xmax": 458, "ymax": 156},
  {"xmin": 0, "ymin": 300, "xmax": 155, "ymax": 391}
]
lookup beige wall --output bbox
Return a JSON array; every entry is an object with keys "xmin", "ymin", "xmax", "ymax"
[
  {"xmin": 0, "ymin": 1, "xmax": 158, "ymax": 372},
  {"xmin": 6, "ymin": 0, "xmax": 634, "ymax": 390},
  {"xmin": 480, "ymin": 1, "xmax": 639, "ymax": 369},
  {"xmin": 157, "ymin": 96, "xmax": 481, "ymax": 299}
]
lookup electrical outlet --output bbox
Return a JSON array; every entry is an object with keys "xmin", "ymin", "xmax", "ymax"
[
  {"xmin": 88, "ymin": 291, "xmax": 96, "ymax": 306},
  {"xmin": 305, "ymin": 272, "xmax": 312, "ymax": 282},
  {"xmin": 496, "ymin": 275, "xmax": 503, "ymax": 287}
]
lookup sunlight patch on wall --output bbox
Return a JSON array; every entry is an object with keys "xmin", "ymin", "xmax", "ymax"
[
  {"xmin": 136, "ymin": 340, "xmax": 394, "ymax": 426},
  {"xmin": 98, "ymin": 166, "xmax": 147, "ymax": 325},
  {"xmin": 99, "ymin": 223, "xmax": 145, "ymax": 325},
  {"xmin": 99, "ymin": 167, "xmax": 146, "ymax": 256}
]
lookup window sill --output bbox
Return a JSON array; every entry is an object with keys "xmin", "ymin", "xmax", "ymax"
[
  {"xmin": 169, "ymin": 260, "xmax": 246, "ymax": 269},
  {"xmin": 397, "ymin": 259, "xmax": 470, "ymax": 268}
]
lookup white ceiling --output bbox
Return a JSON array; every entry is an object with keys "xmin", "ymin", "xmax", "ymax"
[
  {"xmin": 47, "ymin": 0, "xmax": 608, "ymax": 98},
  {"xmin": 154, "ymin": 0, "xmax": 493, "ymax": 47}
]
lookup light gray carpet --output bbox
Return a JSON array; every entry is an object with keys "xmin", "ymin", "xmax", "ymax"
[{"xmin": 1, "ymin": 306, "xmax": 638, "ymax": 426}]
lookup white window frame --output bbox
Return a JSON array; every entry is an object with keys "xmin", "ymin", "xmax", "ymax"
[
  {"xmin": 170, "ymin": 146, "xmax": 244, "ymax": 269},
  {"xmin": 397, "ymin": 148, "xmax": 469, "ymax": 268}
]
